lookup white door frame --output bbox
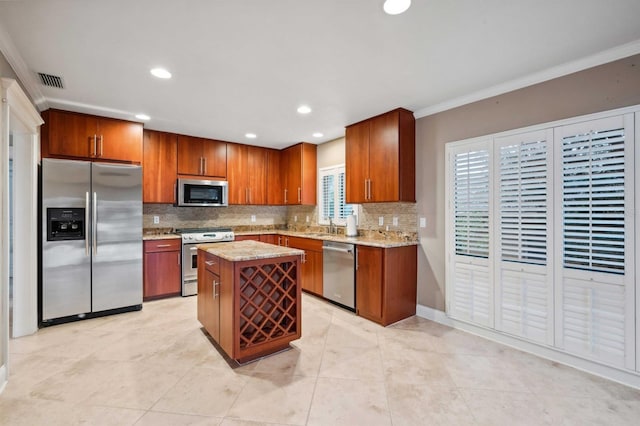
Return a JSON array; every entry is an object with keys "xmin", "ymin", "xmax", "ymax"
[{"xmin": 0, "ymin": 78, "xmax": 42, "ymax": 393}]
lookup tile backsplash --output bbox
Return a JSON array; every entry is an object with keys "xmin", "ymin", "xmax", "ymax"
[{"xmin": 144, "ymin": 202, "xmax": 417, "ymax": 237}]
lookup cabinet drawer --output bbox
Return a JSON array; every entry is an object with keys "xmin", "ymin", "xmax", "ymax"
[
  {"xmin": 144, "ymin": 238, "xmax": 181, "ymax": 253},
  {"xmin": 204, "ymin": 252, "xmax": 221, "ymax": 274},
  {"xmin": 287, "ymin": 236, "xmax": 323, "ymax": 252}
]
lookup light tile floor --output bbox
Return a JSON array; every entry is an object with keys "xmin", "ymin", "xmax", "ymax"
[{"xmin": 2, "ymin": 294, "xmax": 640, "ymax": 425}]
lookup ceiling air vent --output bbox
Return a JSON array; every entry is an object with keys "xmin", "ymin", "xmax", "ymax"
[{"xmin": 37, "ymin": 72, "xmax": 64, "ymax": 89}]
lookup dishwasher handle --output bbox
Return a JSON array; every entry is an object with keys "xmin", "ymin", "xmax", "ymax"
[{"xmin": 323, "ymin": 245, "xmax": 354, "ymax": 255}]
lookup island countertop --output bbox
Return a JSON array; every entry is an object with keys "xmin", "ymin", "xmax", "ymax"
[{"xmin": 198, "ymin": 240, "xmax": 304, "ymax": 262}]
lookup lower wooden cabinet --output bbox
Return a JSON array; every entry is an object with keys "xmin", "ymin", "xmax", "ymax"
[
  {"xmin": 287, "ymin": 236, "xmax": 323, "ymax": 296},
  {"xmin": 259, "ymin": 234, "xmax": 278, "ymax": 244},
  {"xmin": 143, "ymin": 239, "xmax": 181, "ymax": 300},
  {"xmin": 356, "ymin": 245, "xmax": 417, "ymax": 326},
  {"xmin": 234, "ymin": 235, "xmax": 261, "ymax": 241}
]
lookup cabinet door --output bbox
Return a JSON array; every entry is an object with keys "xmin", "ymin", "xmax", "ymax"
[
  {"xmin": 205, "ymin": 269, "xmax": 221, "ymax": 342},
  {"xmin": 143, "ymin": 130, "xmax": 178, "ymax": 203},
  {"xmin": 96, "ymin": 117, "xmax": 143, "ymax": 162},
  {"xmin": 202, "ymin": 138, "xmax": 227, "ymax": 178},
  {"xmin": 247, "ymin": 146, "xmax": 267, "ymax": 204},
  {"xmin": 143, "ymin": 250, "xmax": 181, "ymax": 299},
  {"xmin": 177, "ymin": 135, "xmax": 204, "ymax": 175},
  {"xmin": 307, "ymin": 250, "xmax": 323, "ymax": 296},
  {"xmin": 356, "ymin": 246, "xmax": 383, "ymax": 322},
  {"xmin": 44, "ymin": 110, "xmax": 92, "ymax": 158},
  {"xmin": 345, "ymin": 120, "xmax": 370, "ymax": 203},
  {"xmin": 235, "ymin": 235, "xmax": 261, "ymax": 241},
  {"xmin": 266, "ymin": 149, "xmax": 284, "ymax": 205},
  {"xmin": 369, "ymin": 111, "xmax": 400, "ymax": 202},
  {"xmin": 227, "ymin": 143, "xmax": 248, "ymax": 204},
  {"xmin": 260, "ymin": 234, "xmax": 278, "ymax": 244},
  {"xmin": 284, "ymin": 145, "xmax": 302, "ymax": 205}
]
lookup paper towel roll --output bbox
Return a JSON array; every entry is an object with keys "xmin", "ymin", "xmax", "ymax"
[{"xmin": 346, "ymin": 214, "xmax": 358, "ymax": 236}]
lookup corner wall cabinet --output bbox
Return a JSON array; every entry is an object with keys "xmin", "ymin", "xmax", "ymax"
[
  {"xmin": 345, "ymin": 108, "xmax": 415, "ymax": 203},
  {"xmin": 41, "ymin": 109, "xmax": 143, "ymax": 163}
]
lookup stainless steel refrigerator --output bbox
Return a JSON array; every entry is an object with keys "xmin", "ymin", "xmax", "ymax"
[{"xmin": 41, "ymin": 158, "xmax": 142, "ymax": 323}]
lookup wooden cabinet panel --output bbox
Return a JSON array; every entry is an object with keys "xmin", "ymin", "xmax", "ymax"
[
  {"xmin": 227, "ymin": 144, "xmax": 267, "ymax": 205},
  {"xmin": 177, "ymin": 135, "xmax": 227, "ymax": 178},
  {"xmin": 143, "ymin": 130, "xmax": 178, "ymax": 203},
  {"xmin": 41, "ymin": 109, "xmax": 143, "ymax": 163},
  {"xmin": 97, "ymin": 117, "xmax": 143, "ymax": 162},
  {"xmin": 356, "ymin": 246, "xmax": 384, "ymax": 322},
  {"xmin": 356, "ymin": 244, "xmax": 417, "ymax": 326},
  {"xmin": 288, "ymin": 236, "xmax": 323, "ymax": 296},
  {"xmin": 143, "ymin": 239, "xmax": 181, "ymax": 300},
  {"xmin": 281, "ymin": 143, "xmax": 316, "ymax": 205},
  {"xmin": 235, "ymin": 235, "xmax": 261, "ymax": 241},
  {"xmin": 345, "ymin": 108, "xmax": 415, "ymax": 203},
  {"xmin": 259, "ymin": 234, "xmax": 278, "ymax": 244},
  {"xmin": 345, "ymin": 121, "xmax": 370, "ymax": 204},
  {"xmin": 266, "ymin": 149, "xmax": 284, "ymax": 205}
]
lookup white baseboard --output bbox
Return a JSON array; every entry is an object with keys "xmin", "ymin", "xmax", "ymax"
[{"xmin": 416, "ymin": 304, "xmax": 640, "ymax": 390}]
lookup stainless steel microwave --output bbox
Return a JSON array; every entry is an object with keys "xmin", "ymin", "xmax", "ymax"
[{"xmin": 177, "ymin": 178, "xmax": 228, "ymax": 207}]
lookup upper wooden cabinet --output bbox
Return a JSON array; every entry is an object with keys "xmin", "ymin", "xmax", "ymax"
[
  {"xmin": 266, "ymin": 149, "xmax": 284, "ymax": 205},
  {"xmin": 41, "ymin": 109, "xmax": 143, "ymax": 163},
  {"xmin": 345, "ymin": 108, "xmax": 415, "ymax": 203},
  {"xmin": 143, "ymin": 129, "xmax": 178, "ymax": 204},
  {"xmin": 281, "ymin": 143, "xmax": 317, "ymax": 205},
  {"xmin": 177, "ymin": 135, "xmax": 227, "ymax": 178},
  {"xmin": 227, "ymin": 143, "xmax": 267, "ymax": 205}
]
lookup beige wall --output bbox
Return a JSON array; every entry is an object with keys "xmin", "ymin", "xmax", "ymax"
[
  {"xmin": 416, "ymin": 54, "xmax": 640, "ymax": 311},
  {"xmin": 317, "ymin": 136, "xmax": 345, "ymax": 169}
]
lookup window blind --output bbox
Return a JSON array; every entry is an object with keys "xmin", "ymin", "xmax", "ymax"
[
  {"xmin": 499, "ymin": 140, "xmax": 548, "ymax": 264},
  {"xmin": 454, "ymin": 150, "xmax": 490, "ymax": 258},
  {"xmin": 321, "ymin": 174, "xmax": 334, "ymax": 220},
  {"xmin": 561, "ymin": 128, "xmax": 626, "ymax": 274}
]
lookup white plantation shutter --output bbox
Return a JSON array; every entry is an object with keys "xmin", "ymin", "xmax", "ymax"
[
  {"xmin": 494, "ymin": 130, "xmax": 554, "ymax": 345},
  {"xmin": 554, "ymin": 114, "xmax": 635, "ymax": 370},
  {"xmin": 319, "ymin": 166, "xmax": 354, "ymax": 224},
  {"xmin": 447, "ymin": 142, "xmax": 493, "ymax": 327},
  {"xmin": 321, "ymin": 174, "xmax": 334, "ymax": 220},
  {"xmin": 453, "ymin": 150, "xmax": 490, "ymax": 258}
]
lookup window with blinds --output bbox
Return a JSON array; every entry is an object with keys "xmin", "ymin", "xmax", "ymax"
[
  {"xmin": 319, "ymin": 165, "xmax": 354, "ymax": 224},
  {"xmin": 499, "ymin": 140, "xmax": 548, "ymax": 264},
  {"xmin": 561, "ymin": 127, "xmax": 626, "ymax": 274},
  {"xmin": 454, "ymin": 150, "xmax": 490, "ymax": 258}
]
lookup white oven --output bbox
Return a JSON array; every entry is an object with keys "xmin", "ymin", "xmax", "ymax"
[{"xmin": 176, "ymin": 228, "xmax": 234, "ymax": 296}]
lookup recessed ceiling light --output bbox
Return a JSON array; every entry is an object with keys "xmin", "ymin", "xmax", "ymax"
[
  {"xmin": 297, "ymin": 105, "xmax": 312, "ymax": 114},
  {"xmin": 150, "ymin": 67, "xmax": 172, "ymax": 79},
  {"xmin": 313, "ymin": 132, "xmax": 324, "ymax": 138},
  {"xmin": 383, "ymin": 0, "xmax": 411, "ymax": 15},
  {"xmin": 135, "ymin": 114, "xmax": 150, "ymax": 120},
  {"xmin": 245, "ymin": 133, "xmax": 257, "ymax": 139}
]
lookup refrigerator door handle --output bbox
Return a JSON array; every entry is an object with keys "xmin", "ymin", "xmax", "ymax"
[
  {"xmin": 93, "ymin": 191, "xmax": 98, "ymax": 255},
  {"xmin": 85, "ymin": 192, "xmax": 90, "ymax": 256}
]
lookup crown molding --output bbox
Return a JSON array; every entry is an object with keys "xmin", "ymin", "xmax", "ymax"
[
  {"xmin": 414, "ymin": 39, "xmax": 640, "ymax": 119},
  {"xmin": 0, "ymin": 21, "xmax": 48, "ymax": 111}
]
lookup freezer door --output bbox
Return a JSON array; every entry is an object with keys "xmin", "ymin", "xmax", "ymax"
[
  {"xmin": 91, "ymin": 163, "xmax": 143, "ymax": 312},
  {"xmin": 42, "ymin": 159, "xmax": 92, "ymax": 320}
]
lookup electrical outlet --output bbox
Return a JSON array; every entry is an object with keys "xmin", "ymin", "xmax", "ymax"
[
  {"xmin": 392, "ymin": 217, "xmax": 398, "ymax": 226},
  {"xmin": 378, "ymin": 216, "xmax": 384, "ymax": 226},
  {"xmin": 420, "ymin": 217, "xmax": 427, "ymax": 228},
  {"xmin": 294, "ymin": 215, "xmax": 298, "ymax": 222},
  {"xmin": 251, "ymin": 215, "xmax": 256, "ymax": 222},
  {"xmin": 153, "ymin": 215, "xmax": 159, "ymax": 224},
  {"xmin": 306, "ymin": 215, "xmax": 310, "ymax": 223}
]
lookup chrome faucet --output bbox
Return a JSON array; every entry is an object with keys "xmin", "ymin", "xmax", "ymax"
[{"xmin": 328, "ymin": 217, "xmax": 337, "ymax": 234}]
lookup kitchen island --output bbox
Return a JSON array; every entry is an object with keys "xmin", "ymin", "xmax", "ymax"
[{"xmin": 197, "ymin": 240, "xmax": 303, "ymax": 363}]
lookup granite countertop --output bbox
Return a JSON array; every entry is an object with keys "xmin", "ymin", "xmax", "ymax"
[
  {"xmin": 198, "ymin": 240, "xmax": 304, "ymax": 262},
  {"xmin": 143, "ymin": 233, "xmax": 181, "ymax": 241},
  {"xmin": 235, "ymin": 230, "xmax": 418, "ymax": 248}
]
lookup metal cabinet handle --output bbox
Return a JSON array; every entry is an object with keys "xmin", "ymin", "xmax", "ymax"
[
  {"xmin": 92, "ymin": 192, "xmax": 97, "ymax": 255},
  {"xmin": 205, "ymin": 260, "xmax": 216, "ymax": 266},
  {"xmin": 213, "ymin": 280, "xmax": 219, "ymax": 298},
  {"xmin": 99, "ymin": 135, "xmax": 104, "ymax": 157},
  {"xmin": 85, "ymin": 192, "xmax": 90, "ymax": 256},
  {"xmin": 284, "ymin": 188, "xmax": 288, "ymax": 204},
  {"xmin": 301, "ymin": 251, "xmax": 307, "ymax": 263},
  {"xmin": 278, "ymin": 236, "xmax": 282, "ymax": 246},
  {"xmin": 93, "ymin": 134, "xmax": 97, "ymax": 157},
  {"xmin": 285, "ymin": 237, "xmax": 289, "ymax": 247}
]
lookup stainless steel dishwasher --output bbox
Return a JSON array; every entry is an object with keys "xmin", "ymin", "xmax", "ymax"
[{"xmin": 322, "ymin": 241, "xmax": 355, "ymax": 310}]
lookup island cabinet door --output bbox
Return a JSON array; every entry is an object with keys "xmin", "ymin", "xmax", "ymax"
[{"xmin": 218, "ymin": 259, "xmax": 235, "ymax": 356}]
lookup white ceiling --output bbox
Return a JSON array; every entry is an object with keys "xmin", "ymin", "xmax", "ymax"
[{"xmin": 1, "ymin": 0, "xmax": 640, "ymax": 149}]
